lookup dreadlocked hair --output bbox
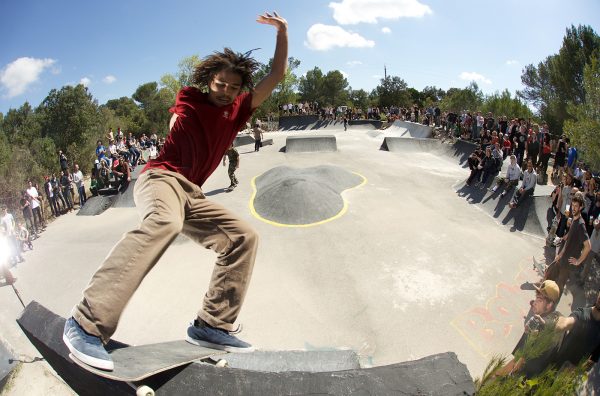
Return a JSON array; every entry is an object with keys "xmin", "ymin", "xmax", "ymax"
[{"xmin": 192, "ymin": 48, "xmax": 260, "ymax": 91}]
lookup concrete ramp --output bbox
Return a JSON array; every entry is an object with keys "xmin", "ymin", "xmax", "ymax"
[
  {"xmin": 285, "ymin": 135, "xmax": 337, "ymax": 153},
  {"xmin": 386, "ymin": 120, "xmax": 433, "ymax": 138},
  {"xmin": 382, "ymin": 137, "xmax": 476, "ymax": 167},
  {"xmin": 18, "ymin": 302, "xmax": 475, "ymax": 396},
  {"xmin": 455, "ymin": 182, "xmax": 554, "ymax": 237}
]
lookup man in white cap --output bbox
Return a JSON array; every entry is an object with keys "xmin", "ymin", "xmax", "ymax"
[{"xmin": 494, "ymin": 280, "xmax": 562, "ymax": 378}]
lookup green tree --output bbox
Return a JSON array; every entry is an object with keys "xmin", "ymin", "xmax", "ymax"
[
  {"xmin": 374, "ymin": 76, "xmax": 410, "ymax": 108},
  {"xmin": 160, "ymin": 54, "xmax": 203, "ymax": 101},
  {"xmin": 564, "ymin": 57, "xmax": 600, "ymax": 169},
  {"xmin": 439, "ymin": 82, "xmax": 483, "ymax": 113},
  {"xmin": 348, "ymin": 89, "xmax": 370, "ymax": 111},
  {"xmin": 481, "ymin": 90, "xmax": 533, "ymax": 119},
  {"xmin": 253, "ymin": 57, "xmax": 300, "ymax": 119},
  {"xmin": 103, "ymin": 96, "xmax": 147, "ymax": 134},
  {"xmin": 37, "ymin": 84, "xmax": 103, "ymax": 168},
  {"xmin": 298, "ymin": 67, "xmax": 324, "ymax": 104},
  {"xmin": 520, "ymin": 25, "xmax": 600, "ymax": 134},
  {"xmin": 1, "ymin": 102, "xmax": 41, "ymax": 146},
  {"xmin": 132, "ymin": 82, "xmax": 173, "ymax": 133},
  {"xmin": 322, "ymin": 70, "xmax": 349, "ymax": 107}
]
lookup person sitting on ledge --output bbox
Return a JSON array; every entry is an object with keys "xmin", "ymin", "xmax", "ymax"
[
  {"xmin": 509, "ymin": 159, "xmax": 537, "ymax": 209},
  {"xmin": 490, "ymin": 154, "xmax": 521, "ymax": 197}
]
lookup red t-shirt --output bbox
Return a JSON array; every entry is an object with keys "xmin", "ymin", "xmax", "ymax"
[{"xmin": 143, "ymin": 87, "xmax": 254, "ymax": 186}]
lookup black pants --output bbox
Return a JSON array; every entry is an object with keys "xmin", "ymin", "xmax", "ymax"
[{"xmin": 254, "ymin": 139, "xmax": 261, "ymax": 152}]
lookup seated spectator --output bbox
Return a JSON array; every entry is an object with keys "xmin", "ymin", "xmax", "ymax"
[
  {"xmin": 509, "ymin": 159, "xmax": 537, "ymax": 209},
  {"xmin": 494, "ymin": 280, "xmax": 562, "ymax": 378},
  {"xmin": 491, "ymin": 142, "xmax": 503, "ymax": 172},
  {"xmin": 481, "ymin": 130, "xmax": 492, "ymax": 149},
  {"xmin": 553, "ymin": 290, "xmax": 600, "ymax": 369},
  {"xmin": 17, "ymin": 222, "xmax": 33, "ymax": 251},
  {"xmin": 490, "ymin": 155, "xmax": 521, "ymax": 197},
  {"xmin": 478, "ymin": 147, "xmax": 497, "ymax": 187},
  {"xmin": 466, "ymin": 148, "xmax": 483, "ymax": 185},
  {"xmin": 99, "ymin": 160, "xmax": 111, "ymax": 190},
  {"xmin": 90, "ymin": 174, "xmax": 99, "ymax": 196},
  {"xmin": 111, "ymin": 155, "xmax": 131, "ymax": 192},
  {"xmin": 573, "ymin": 162, "xmax": 585, "ymax": 189}
]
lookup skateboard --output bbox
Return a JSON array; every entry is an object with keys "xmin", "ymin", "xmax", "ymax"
[
  {"xmin": 70, "ymin": 340, "xmax": 228, "ymax": 396},
  {"xmin": 532, "ymin": 255, "xmax": 546, "ymax": 279}
]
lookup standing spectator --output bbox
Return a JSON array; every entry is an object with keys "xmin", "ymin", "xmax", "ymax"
[
  {"xmin": 546, "ymin": 192, "xmax": 592, "ymax": 297},
  {"xmin": 509, "ymin": 159, "xmax": 537, "ymax": 209},
  {"xmin": 252, "ymin": 123, "xmax": 264, "ymax": 152},
  {"xmin": 44, "ymin": 176, "xmax": 60, "ymax": 217},
  {"xmin": 50, "ymin": 173, "xmax": 66, "ymax": 214},
  {"xmin": 26, "ymin": 181, "xmax": 45, "ymax": 231},
  {"xmin": 567, "ymin": 140, "xmax": 578, "ymax": 171},
  {"xmin": 553, "ymin": 290, "xmax": 600, "ymax": 368},
  {"xmin": 553, "ymin": 135, "xmax": 568, "ymax": 181},
  {"xmin": 60, "ymin": 169, "xmax": 74, "ymax": 212},
  {"xmin": 223, "ymin": 145, "xmax": 240, "ymax": 192},
  {"xmin": 514, "ymin": 125, "xmax": 527, "ymax": 168},
  {"xmin": 1, "ymin": 206, "xmax": 24, "ymax": 264},
  {"xmin": 475, "ymin": 112, "xmax": 484, "ymax": 140},
  {"xmin": 20, "ymin": 192, "xmax": 37, "ymax": 236},
  {"xmin": 538, "ymin": 135, "xmax": 552, "ymax": 184},
  {"xmin": 526, "ymin": 132, "xmax": 540, "ymax": 167},
  {"xmin": 58, "ymin": 150, "xmax": 68, "ymax": 172},
  {"xmin": 72, "ymin": 164, "xmax": 86, "ymax": 207}
]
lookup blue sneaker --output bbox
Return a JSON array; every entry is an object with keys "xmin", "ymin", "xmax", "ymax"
[
  {"xmin": 63, "ymin": 317, "xmax": 114, "ymax": 371},
  {"xmin": 186, "ymin": 319, "xmax": 254, "ymax": 353}
]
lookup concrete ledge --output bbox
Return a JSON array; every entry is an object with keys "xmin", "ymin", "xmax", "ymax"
[
  {"xmin": 285, "ymin": 135, "xmax": 337, "ymax": 153},
  {"xmin": 17, "ymin": 302, "xmax": 475, "ymax": 396}
]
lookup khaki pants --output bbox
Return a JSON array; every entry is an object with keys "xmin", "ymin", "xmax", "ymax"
[{"xmin": 73, "ymin": 169, "xmax": 258, "ymax": 343}]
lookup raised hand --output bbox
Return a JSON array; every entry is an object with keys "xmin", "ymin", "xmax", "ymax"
[{"xmin": 257, "ymin": 11, "xmax": 287, "ymax": 31}]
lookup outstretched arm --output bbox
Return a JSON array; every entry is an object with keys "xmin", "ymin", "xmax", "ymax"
[{"xmin": 252, "ymin": 11, "xmax": 288, "ymax": 109}]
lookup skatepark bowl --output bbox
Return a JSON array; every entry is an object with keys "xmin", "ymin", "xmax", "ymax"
[{"xmin": 3, "ymin": 115, "xmax": 575, "ymax": 394}]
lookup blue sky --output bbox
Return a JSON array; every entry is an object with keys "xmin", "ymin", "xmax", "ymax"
[{"xmin": 1, "ymin": 0, "xmax": 599, "ymax": 114}]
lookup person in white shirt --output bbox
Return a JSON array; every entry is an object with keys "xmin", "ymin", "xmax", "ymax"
[
  {"xmin": 26, "ymin": 181, "xmax": 45, "ymax": 230},
  {"xmin": 509, "ymin": 159, "xmax": 537, "ymax": 209},
  {"xmin": 1, "ymin": 206, "xmax": 23, "ymax": 264},
  {"xmin": 72, "ymin": 164, "xmax": 87, "ymax": 207},
  {"xmin": 491, "ymin": 154, "xmax": 521, "ymax": 197}
]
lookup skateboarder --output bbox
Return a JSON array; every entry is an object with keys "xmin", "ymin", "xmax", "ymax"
[
  {"xmin": 63, "ymin": 11, "xmax": 288, "ymax": 371},
  {"xmin": 223, "ymin": 145, "xmax": 239, "ymax": 191}
]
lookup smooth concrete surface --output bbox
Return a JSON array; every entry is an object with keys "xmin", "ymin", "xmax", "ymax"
[
  {"xmin": 0, "ymin": 128, "xmax": 555, "ymax": 391},
  {"xmin": 387, "ymin": 120, "xmax": 434, "ymax": 138}
]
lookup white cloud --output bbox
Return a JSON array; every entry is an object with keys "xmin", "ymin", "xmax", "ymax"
[
  {"xmin": 329, "ymin": 0, "xmax": 432, "ymax": 25},
  {"xmin": 347, "ymin": 60, "xmax": 363, "ymax": 66},
  {"xmin": 103, "ymin": 75, "xmax": 116, "ymax": 84},
  {"xmin": 80, "ymin": 77, "xmax": 91, "ymax": 87},
  {"xmin": 340, "ymin": 70, "xmax": 349, "ymax": 79},
  {"xmin": 0, "ymin": 57, "xmax": 56, "ymax": 98},
  {"xmin": 459, "ymin": 71, "xmax": 492, "ymax": 85},
  {"xmin": 381, "ymin": 27, "xmax": 392, "ymax": 34},
  {"xmin": 505, "ymin": 60, "xmax": 519, "ymax": 66},
  {"xmin": 372, "ymin": 74, "xmax": 382, "ymax": 79},
  {"xmin": 305, "ymin": 24, "xmax": 375, "ymax": 51}
]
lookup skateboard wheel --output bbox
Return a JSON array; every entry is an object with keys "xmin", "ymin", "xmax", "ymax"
[
  {"xmin": 136, "ymin": 385, "xmax": 155, "ymax": 396},
  {"xmin": 215, "ymin": 359, "xmax": 228, "ymax": 368}
]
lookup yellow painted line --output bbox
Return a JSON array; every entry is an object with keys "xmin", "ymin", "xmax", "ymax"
[{"xmin": 249, "ymin": 171, "xmax": 367, "ymax": 228}]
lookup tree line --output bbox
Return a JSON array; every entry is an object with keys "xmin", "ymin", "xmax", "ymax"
[{"xmin": 0, "ymin": 24, "xmax": 598, "ymax": 208}]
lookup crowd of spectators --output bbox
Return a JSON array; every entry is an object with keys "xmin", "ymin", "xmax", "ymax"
[{"xmin": 89, "ymin": 127, "xmax": 163, "ymax": 196}]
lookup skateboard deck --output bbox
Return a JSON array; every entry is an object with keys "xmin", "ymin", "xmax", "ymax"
[
  {"xmin": 70, "ymin": 340, "xmax": 226, "ymax": 382},
  {"xmin": 532, "ymin": 256, "xmax": 546, "ymax": 278}
]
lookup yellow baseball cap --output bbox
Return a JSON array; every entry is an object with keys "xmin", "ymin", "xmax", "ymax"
[{"xmin": 534, "ymin": 280, "xmax": 560, "ymax": 303}]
